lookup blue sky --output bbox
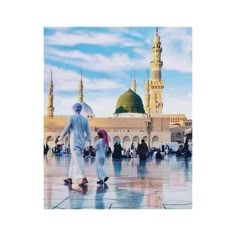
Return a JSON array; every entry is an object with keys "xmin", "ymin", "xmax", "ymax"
[{"xmin": 44, "ymin": 27, "xmax": 192, "ymax": 118}]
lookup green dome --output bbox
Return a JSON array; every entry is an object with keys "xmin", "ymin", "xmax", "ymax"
[{"xmin": 114, "ymin": 89, "xmax": 145, "ymax": 114}]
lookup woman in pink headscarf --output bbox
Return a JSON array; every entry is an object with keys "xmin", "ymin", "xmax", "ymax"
[{"xmin": 95, "ymin": 129, "xmax": 109, "ymax": 184}]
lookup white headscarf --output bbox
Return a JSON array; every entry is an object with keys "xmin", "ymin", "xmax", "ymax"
[{"xmin": 72, "ymin": 103, "xmax": 82, "ymax": 113}]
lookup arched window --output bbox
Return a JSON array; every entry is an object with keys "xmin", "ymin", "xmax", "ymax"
[
  {"xmin": 113, "ymin": 136, "xmax": 121, "ymax": 144},
  {"xmin": 132, "ymin": 136, "xmax": 140, "ymax": 145},
  {"xmin": 152, "ymin": 136, "xmax": 159, "ymax": 149},
  {"xmin": 176, "ymin": 132, "xmax": 183, "ymax": 142},
  {"xmin": 142, "ymin": 136, "xmax": 148, "ymax": 143},
  {"xmin": 123, "ymin": 136, "xmax": 131, "ymax": 149}
]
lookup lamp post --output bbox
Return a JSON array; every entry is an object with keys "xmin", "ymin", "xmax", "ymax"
[{"xmin": 145, "ymin": 120, "xmax": 152, "ymax": 149}]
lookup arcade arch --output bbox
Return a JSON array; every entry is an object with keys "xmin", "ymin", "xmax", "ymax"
[
  {"xmin": 123, "ymin": 136, "xmax": 131, "ymax": 149},
  {"xmin": 142, "ymin": 136, "xmax": 147, "ymax": 143},
  {"xmin": 132, "ymin": 136, "xmax": 140, "ymax": 146},
  {"xmin": 152, "ymin": 136, "xmax": 159, "ymax": 148},
  {"xmin": 176, "ymin": 132, "xmax": 183, "ymax": 142},
  {"xmin": 113, "ymin": 136, "xmax": 121, "ymax": 144}
]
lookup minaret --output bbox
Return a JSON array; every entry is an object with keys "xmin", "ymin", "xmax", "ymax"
[
  {"xmin": 78, "ymin": 71, "xmax": 83, "ymax": 103},
  {"xmin": 131, "ymin": 69, "xmax": 137, "ymax": 93},
  {"xmin": 145, "ymin": 69, "xmax": 150, "ymax": 116},
  {"xmin": 47, "ymin": 70, "xmax": 54, "ymax": 117},
  {"xmin": 149, "ymin": 27, "xmax": 164, "ymax": 117}
]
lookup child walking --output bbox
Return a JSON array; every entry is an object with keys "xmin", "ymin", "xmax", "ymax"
[{"xmin": 95, "ymin": 129, "xmax": 109, "ymax": 184}]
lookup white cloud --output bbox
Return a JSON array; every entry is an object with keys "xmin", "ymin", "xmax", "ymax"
[
  {"xmin": 162, "ymin": 52, "xmax": 192, "ymax": 73},
  {"xmin": 44, "ymin": 94, "xmax": 75, "ymax": 116},
  {"xmin": 45, "ymin": 27, "xmax": 192, "ymax": 74},
  {"xmin": 44, "ymin": 90, "xmax": 118, "ymax": 117},
  {"xmin": 45, "ymin": 31, "xmax": 142, "ymax": 47},
  {"xmin": 85, "ymin": 79, "xmax": 125, "ymax": 90},
  {"xmin": 133, "ymin": 48, "xmax": 151, "ymax": 58},
  {"xmin": 86, "ymin": 96, "xmax": 118, "ymax": 117},
  {"xmin": 44, "ymin": 65, "xmax": 125, "ymax": 92},
  {"xmin": 160, "ymin": 27, "xmax": 192, "ymax": 73},
  {"xmin": 45, "ymin": 27, "xmax": 71, "ymax": 33},
  {"xmin": 46, "ymin": 47, "xmax": 91, "ymax": 60},
  {"xmin": 46, "ymin": 47, "xmax": 150, "ymax": 73},
  {"xmin": 44, "ymin": 65, "xmax": 79, "ymax": 91},
  {"xmin": 163, "ymin": 96, "xmax": 192, "ymax": 119},
  {"xmin": 108, "ymin": 27, "xmax": 144, "ymax": 39}
]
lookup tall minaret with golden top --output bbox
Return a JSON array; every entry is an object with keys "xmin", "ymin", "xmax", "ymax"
[
  {"xmin": 47, "ymin": 70, "xmax": 54, "ymax": 117},
  {"xmin": 131, "ymin": 69, "xmax": 137, "ymax": 93},
  {"xmin": 145, "ymin": 69, "xmax": 150, "ymax": 117},
  {"xmin": 149, "ymin": 27, "xmax": 164, "ymax": 117},
  {"xmin": 78, "ymin": 71, "xmax": 83, "ymax": 103}
]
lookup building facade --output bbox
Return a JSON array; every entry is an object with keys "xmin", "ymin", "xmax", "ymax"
[{"xmin": 44, "ymin": 116, "xmax": 170, "ymax": 150}]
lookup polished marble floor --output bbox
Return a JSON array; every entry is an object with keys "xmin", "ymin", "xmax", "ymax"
[{"xmin": 44, "ymin": 153, "xmax": 192, "ymax": 209}]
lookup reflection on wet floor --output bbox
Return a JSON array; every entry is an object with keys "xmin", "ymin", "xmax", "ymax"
[{"xmin": 44, "ymin": 154, "xmax": 192, "ymax": 209}]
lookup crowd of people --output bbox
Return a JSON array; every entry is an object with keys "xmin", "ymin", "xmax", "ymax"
[
  {"xmin": 44, "ymin": 142, "xmax": 71, "ymax": 157},
  {"xmin": 176, "ymin": 139, "xmax": 192, "ymax": 158},
  {"xmin": 111, "ymin": 139, "xmax": 149, "ymax": 160},
  {"xmin": 45, "ymin": 138, "xmax": 191, "ymax": 161}
]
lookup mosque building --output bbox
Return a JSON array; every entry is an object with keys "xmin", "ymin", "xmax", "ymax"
[{"xmin": 44, "ymin": 28, "xmax": 192, "ymax": 150}]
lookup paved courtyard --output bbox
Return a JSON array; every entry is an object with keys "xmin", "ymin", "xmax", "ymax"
[{"xmin": 44, "ymin": 153, "xmax": 192, "ymax": 209}]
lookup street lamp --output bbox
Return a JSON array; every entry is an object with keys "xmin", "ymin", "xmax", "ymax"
[{"xmin": 145, "ymin": 120, "xmax": 152, "ymax": 149}]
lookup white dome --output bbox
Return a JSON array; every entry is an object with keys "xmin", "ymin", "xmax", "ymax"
[{"xmin": 80, "ymin": 101, "xmax": 95, "ymax": 118}]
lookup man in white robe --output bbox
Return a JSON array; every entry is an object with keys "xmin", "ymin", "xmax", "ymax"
[{"xmin": 58, "ymin": 103, "xmax": 92, "ymax": 186}]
